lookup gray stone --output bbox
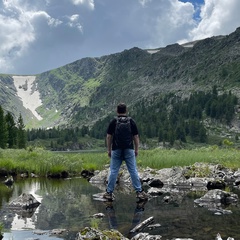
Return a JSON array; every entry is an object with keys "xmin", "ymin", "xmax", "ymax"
[{"xmin": 9, "ymin": 193, "xmax": 40, "ymax": 209}]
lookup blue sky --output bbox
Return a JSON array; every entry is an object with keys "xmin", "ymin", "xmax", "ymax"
[{"xmin": 0, "ymin": 0, "xmax": 240, "ymax": 75}]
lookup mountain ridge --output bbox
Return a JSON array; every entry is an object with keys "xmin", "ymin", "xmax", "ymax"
[{"xmin": 0, "ymin": 26, "xmax": 240, "ymax": 130}]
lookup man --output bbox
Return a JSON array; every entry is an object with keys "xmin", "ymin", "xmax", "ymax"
[{"xmin": 103, "ymin": 103, "xmax": 148, "ymax": 201}]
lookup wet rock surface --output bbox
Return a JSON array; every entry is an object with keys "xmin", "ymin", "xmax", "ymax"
[
  {"xmin": 86, "ymin": 162, "xmax": 240, "ymax": 239},
  {"xmin": 5, "ymin": 193, "xmax": 41, "ymax": 220},
  {"xmin": 8, "ymin": 193, "xmax": 40, "ymax": 210}
]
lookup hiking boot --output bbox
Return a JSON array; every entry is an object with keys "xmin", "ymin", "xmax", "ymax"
[
  {"xmin": 103, "ymin": 192, "xmax": 115, "ymax": 201},
  {"xmin": 136, "ymin": 190, "xmax": 149, "ymax": 200}
]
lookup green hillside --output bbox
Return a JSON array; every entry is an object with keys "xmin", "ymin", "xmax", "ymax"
[
  {"xmin": 33, "ymin": 27, "xmax": 240, "ymax": 130},
  {"xmin": 1, "ymin": 27, "xmax": 240, "ymax": 149}
]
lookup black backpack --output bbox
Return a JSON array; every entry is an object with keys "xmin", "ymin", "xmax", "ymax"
[{"xmin": 114, "ymin": 116, "xmax": 132, "ymax": 149}]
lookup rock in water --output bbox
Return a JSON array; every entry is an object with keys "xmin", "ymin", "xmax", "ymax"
[{"xmin": 9, "ymin": 193, "xmax": 40, "ymax": 209}]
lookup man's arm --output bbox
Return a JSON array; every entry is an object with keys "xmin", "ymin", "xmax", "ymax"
[
  {"xmin": 106, "ymin": 134, "xmax": 113, "ymax": 157},
  {"xmin": 133, "ymin": 134, "xmax": 139, "ymax": 157}
]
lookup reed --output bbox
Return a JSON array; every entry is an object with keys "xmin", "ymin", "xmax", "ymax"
[
  {"xmin": 138, "ymin": 146, "xmax": 240, "ymax": 169},
  {"xmin": 0, "ymin": 146, "xmax": 239, "ymax": 177},
  {"xmin": 0, "ymin": 148, "xmax": 108, "ymax": 177}
]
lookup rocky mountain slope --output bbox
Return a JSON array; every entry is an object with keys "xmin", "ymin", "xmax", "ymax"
[{"xmin": 1, "ymin": 27, "xmax": 240, "ymax": 130}]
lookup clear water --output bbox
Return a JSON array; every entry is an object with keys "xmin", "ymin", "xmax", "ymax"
[{"xmin": 0, "ymin": 177, "xmax": 240, "ymax": 240}]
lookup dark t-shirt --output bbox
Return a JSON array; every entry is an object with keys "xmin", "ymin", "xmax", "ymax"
[{"xmin": 107, "ymin": 115, "xmax": 139, "ymax": 150}]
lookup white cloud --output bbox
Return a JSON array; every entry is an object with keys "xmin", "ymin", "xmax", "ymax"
[
  {"xmin": 0, "ymin": 0, "xmax": 62, "ymax": 72},
  {"xmin": 189, "ymin": 0, "xmax": 240, "ymax": 40},
  {"xmin": 48, "ymin": 17, "xmax": 62, "ymax": 27},
  {"xmin": 142, "ymin": 0, "xmax": 196, "ymax": 48},
  {"xmin": 0, "ymin": 0, "xmax": 240, "ymax": 74},
  {"xmin": 69, "ymin": 14, "xmax": 79, "ymax": 22},
  {"xmin": 71, "ymin": 0, "xmax": 94, "ymax": 10},
  {"xmin": 0, "ymin": 4, "xmax": 35, "ymax": 71},
  {"xmin": 67, "ymin": 14, "xmax": 83, "ymax": 32}
]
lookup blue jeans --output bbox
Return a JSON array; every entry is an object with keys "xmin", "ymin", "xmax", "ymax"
[{"xmin": 107, "ymin": 149, "xmax": 142, "ymax": 193}]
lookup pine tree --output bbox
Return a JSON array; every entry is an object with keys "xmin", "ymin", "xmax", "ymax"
[
  {"xmin": 5, "ymin": 112, "xmax": 17, "ymax": 148},
  {"xmin": 17, "ymin": 113, "xmax": 27, "ymax": 149},
  {"xmin": 0, "ymin": 106, "xmax": 8, "ymax": 149},
  {"xmin": 189, "ymin": 119, "xmax": 199, "ymax": 140},
  {"xmin": 199, "ymin": 125, "xmax": 207, "ymax": 143},
  {"xmin": 175, "ymin": 124, "xmax": 186, "ymax": 142}
]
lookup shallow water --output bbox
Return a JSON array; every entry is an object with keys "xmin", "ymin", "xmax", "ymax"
[{"xmin": 0, "ymin": 177, "xmax": 240, "ymax": 240}]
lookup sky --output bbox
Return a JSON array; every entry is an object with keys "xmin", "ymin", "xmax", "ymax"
[{"xmin": 0, "ymin": 0, "xmax": 240, "ymax": 75}]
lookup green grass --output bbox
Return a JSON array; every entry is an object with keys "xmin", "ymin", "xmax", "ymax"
[
  {"xmin": 0, "ymin": 146, "xmax": 240, "ymax": 177},
  {"xmin": 0, "ymin": 148, "xmax": 109, "ymax": 177},
  {"xmin": 138, "ymin": 146, "xmax": 240, "ymax": 170}
]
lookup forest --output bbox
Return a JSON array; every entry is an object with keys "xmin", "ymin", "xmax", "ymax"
[
  {"xmin": 0, "ymin": 106, "xmax": 27, "ymax": 149},
  {"xmin": 0, "ymin": 86, "xmax": 237, "ymax": 151},
  {"xmin": 90, "ymin": 87, "xmax": 238, "ymax": 146},
  {"xmin": 23, "ymin": 86, "xmax": 238, "ymax": 150}
]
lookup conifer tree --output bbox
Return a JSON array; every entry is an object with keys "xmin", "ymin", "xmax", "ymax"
[
  {"xmin": 5, "ymin": 112, "xmax": 17, "ymax": 148},
  {"xmin": 0, "ymin": 106, "xmax": 8, "ymax": 149},
  {"xmin": 199, "ymin": 125, "xmax": 207, "ymax": 143},
  {"xmin": 17, "ymin": 113, "xmax": 27, "ymax": 149},
  {"xmin": 175, "ymin": 124, "xmax": 186, "ymax": 142}
]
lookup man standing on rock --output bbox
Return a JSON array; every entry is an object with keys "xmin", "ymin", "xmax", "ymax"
[{"xmin": 103, "ymin": 103, "xmax": 148, "ymax": 201}]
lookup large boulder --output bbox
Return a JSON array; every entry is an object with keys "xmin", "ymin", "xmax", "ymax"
[
  {"xmin": 8, "ymin": 193, "xmax": 40, "ymax": 210},
  {"xmin": 194, "ymin": 189, "xmax": 238, "ymax": 205},
  {"xmin": 8, "ymin": 193, "xmax": 41, "ymax": 218}
]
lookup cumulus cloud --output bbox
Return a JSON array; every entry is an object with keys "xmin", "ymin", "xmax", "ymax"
[
  {"xmin": 140, "ymin": 0, "xmax": 196, "ymax": 48},
  {"xmin": 0, "ymin": 0, "xmax": 240, "ymax": 74},
  {"xmin": 0, "ymin": 0, "xmax": 62, "ymax": 73},
  {"xmin": 189, "ymin": 0, "xmax": 240, "ymax": 40},
  {"xmin": 71, "ymin": 0, "xmax": 94, "ymax": 10},
  {"xmin": 67, "ymin": 14, "xmax": 83, "ymax": 32},
  {"xmin": 0, "ymin": 3, "xmax": 35, "ymax": 71}
]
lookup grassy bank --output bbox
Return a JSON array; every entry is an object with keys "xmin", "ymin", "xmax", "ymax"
[
  {"xmin": 138, "ymin": 146, "xmax": 240, "ymax": 170},
  {"xmin": 0, "ymin": 146, "xmax": 240, "ymax": 177},
  {"xmin": 0, "ymin": 148, "xmax": 108, "ymax": 177}
]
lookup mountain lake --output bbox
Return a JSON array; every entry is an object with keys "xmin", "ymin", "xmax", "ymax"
[{"xmin": 0, "ymin": 176, "xmax": 240, "ymax": 240}]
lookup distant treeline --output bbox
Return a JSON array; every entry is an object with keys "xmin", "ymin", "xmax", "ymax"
[
  {"xmin": 27, "ymin": 125, "xmax": 90, "ymax": 150},
  {"xmin": 0, "ymin": 106, "xmax": 27, "ymax": 149},
  {"xmin": 26, "ymin": 86, "xmax": 238, "ymax": 149},
  {"xmin": 90, "ymin": 86, "xmax": 238, "ymax": 145}
]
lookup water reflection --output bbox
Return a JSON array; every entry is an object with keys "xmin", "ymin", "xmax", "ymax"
[
  {"xmin": 104, "ymin": 199, "xmax": 148, "ymax": 237},
  {"xmin": 0, "ymin": 177, "xmax": 101, "ymax": 240},
  {"xmin": 0, "ymin": 177, "xmax": 240, "ymax": 240}
]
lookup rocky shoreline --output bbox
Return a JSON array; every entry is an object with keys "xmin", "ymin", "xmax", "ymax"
[
  {"xmin": 82, "ymin": 162, "xmax": 240, "ymax": 239},
  {"xmin": 5, "ymin": 162, "xmax": 240, "ymax": 240}
]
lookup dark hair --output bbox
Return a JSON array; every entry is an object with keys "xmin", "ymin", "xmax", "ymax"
[{"xmin": 117, "ymin": 103, "xmax": 127, "ymax": 114}]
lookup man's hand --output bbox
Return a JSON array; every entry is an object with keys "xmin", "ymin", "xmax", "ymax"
[
  {"xmin": 133, "ymin": 135, "xmax": 139, "ymax": 157},
  {"xmin": 135, "ymin": 150, "xmax": 138, "ymax": 157},
  {"xmin": 106, "ymin": 134, "xmax": 112, "ymax": 158}
]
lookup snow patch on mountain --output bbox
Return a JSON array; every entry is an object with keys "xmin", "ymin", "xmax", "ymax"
[{"xmin": 12, "ymin": 76, "xmax": 43, "ymax": 120}]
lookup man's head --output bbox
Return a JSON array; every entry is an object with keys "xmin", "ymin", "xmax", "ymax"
[{"xmin": 117, "ymin": 103, "xmax": 127, "ymax": 115}]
